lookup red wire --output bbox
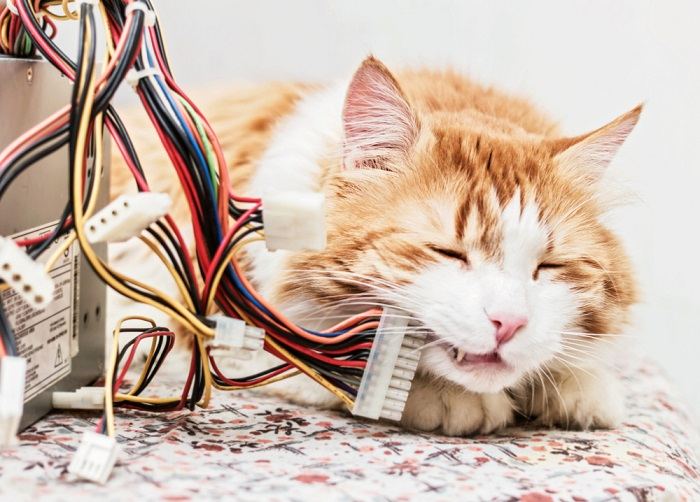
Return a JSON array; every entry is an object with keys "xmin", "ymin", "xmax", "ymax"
[
  {"xmin": 200, "ymin": 203, "xmax": 261, "ymax": 303},
  {"xmin": 208, "ymin": 355, "xmax": 293, "ymax": 387},
  {"xmin": 113, "ymin": 331, "xmax": 175, "ymax": 391}
]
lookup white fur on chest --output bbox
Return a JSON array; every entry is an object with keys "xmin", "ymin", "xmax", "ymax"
[{"xmin": 245, "ymin": 83, "xmax": 346, "ymax": 302}]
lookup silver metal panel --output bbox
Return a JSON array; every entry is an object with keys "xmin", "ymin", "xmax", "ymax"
[{"xmin": 0, "ymin": 56, "xmax": 108, "ymax": 429}]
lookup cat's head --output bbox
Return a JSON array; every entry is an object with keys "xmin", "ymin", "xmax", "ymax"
[{"xmin": 281, "ymin": 57, "xmax": 638, "ymax": 393}]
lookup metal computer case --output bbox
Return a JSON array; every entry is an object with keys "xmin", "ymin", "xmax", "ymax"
[{"xmin": 0, "ymin": 56, "xmax": 108, "ymax": 429}]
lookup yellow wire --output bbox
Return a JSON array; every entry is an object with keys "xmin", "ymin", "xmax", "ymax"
[
  {"xmin": 44, "ymin": 111, "xmax": 105, "ymax": 272},
  {"xmin": 204, "ymin": 236, "xmax": 263, "ymax": 315},
  {"xmin": 43, "ymin": 234, "xmax": 75, "ymax": 271},
  {"xmin": 39, "ymin": 0, "xmax": 79, "ymax": 21},
  {"xmin": 266, "ymin": 337, "xmax": 354, "ymax": 409},
  {"xmin": 1, "ymin": 17, "xmax": 10, "ymax": 51},
  {"xmin": 105, "ymin": 315, "xmax": 152, "ymax": 437},
  {"xmin": 137, "ymin": 235, "xmax": 195, "ymax": 311},
  {"xmin": 114, "ymin": 394, "xmax": 181, "ymax": 404},
  {"xmin": 125, "ymin": 337, "xmax": 159, "ymax": 397},
  {"xmin": 195, "ymin": 333, "xmax": 212, "ymax": 407},
  {"xmin": 98, "ymin": 2, "xmax": 114, "ymax": 56},
  {"xmin": 212, "ymin": 370, "xmax": 300, "ymax": 391},
  {"xmin": 109, "ymin": 317, "xmax": 183, "ymax": 405}
]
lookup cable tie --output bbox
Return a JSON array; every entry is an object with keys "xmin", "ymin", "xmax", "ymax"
[
  {"xmin": 5, "ymin": 0, "xmax": 18, "ymax": 15},
  {"xmin": 125, "ymin": 67, "xmax": 162, "ymax": 89},
  {"xmin": 125, "ymin": 2, "xmax": 156, "ymax": 27}
]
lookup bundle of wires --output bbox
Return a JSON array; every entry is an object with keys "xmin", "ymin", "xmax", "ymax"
[
  {"xmin": 1, "ymin": 0, "xmax": 50, "ymax": 56},
  {"xmin": 0, "ymin": 0, "xmax": 396, "ymax": 426}
]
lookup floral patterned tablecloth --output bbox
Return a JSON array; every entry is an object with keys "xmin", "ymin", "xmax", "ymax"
[{"xmin": 1, "ymin": 358, "xmax": 699, "ymax": 502}]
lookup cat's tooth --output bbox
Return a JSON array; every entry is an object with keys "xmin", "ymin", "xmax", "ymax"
[{"xmin": 456, "ymin": 349, "xmax": 466, "ymax": 362}]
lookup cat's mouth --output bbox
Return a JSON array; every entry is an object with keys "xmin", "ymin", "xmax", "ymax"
[
  {"xmin": 424, "ymin": 334, "xmax": 511, "ymax": 371},
  {"xmin": 448, "ymin": 347, "xmax": 503, "ymax": 366},
  {"xmin": 440, "ymin": 344, "xmax": 511, "ymax": 372}
]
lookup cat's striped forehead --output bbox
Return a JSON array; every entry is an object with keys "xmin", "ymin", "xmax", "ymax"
[
  {"xmin": 410, "ymin": 127, "xmax": 556, "ymax": 269},
  {"xmin": 424, "ymin": 187, "xmax": 549, "ymax": 274}
]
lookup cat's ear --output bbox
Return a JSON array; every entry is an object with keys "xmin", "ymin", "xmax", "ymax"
[
  {"xmin": 551, "ymin": 104, "xmax": 642, "ymax": 184},
  {"xmin": 342, "ymin": 56, "xmax": 419, "ymax": 170}
]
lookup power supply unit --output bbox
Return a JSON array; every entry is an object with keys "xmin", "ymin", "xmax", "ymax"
[{"xmin": 0, "ymin": 56, "xmax": 108, "ymax": 429}]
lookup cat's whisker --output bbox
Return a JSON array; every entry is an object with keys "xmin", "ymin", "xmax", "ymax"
[
  {"xmin": 557, "ymin": 344, "xmax": 608, "ymax": 362},
  {"xmin": 304, "ymin": 300, "xmax": 413, "ymax": 317},
  {"xmin": 534, "ymin": 368, "xmax": 550, "ymax": 418},
  {"xmin": 282, "ymin": 269, "xmax": 420, "ymax": 307},
  {"xmin": 284, "ymin": 292, "xmax": 407, "ymax": 312},
  {"xmin": 557, "ymin": 359, "xmax": 585, "ymax": 394},
  {"xmin": 558, "ymin": 337, "xmax": 611, "ymax": 351},
  {"xmin": 555, "ymin": 330, "xmax": 630, "ymax": 338},
  {"xmin": 412, "ymin": 335, "xmax": 457, "ymax": 353},
  {"xmin": 529, "ymin": 374, "xmax": 536, "ymax": 417},
  {"xmin": 283, "ymin": 268, "xmax": 406, "ymax": 293},
  {"xmin": 564, "ymin": 337, "xmax": 624, "ymax": 348},
  {"xmin": 550, "ymin": 354, "xmax": 599, "ymax": 379},
  {"xmin": 542, "ymin": 366, "xmax": 569, "ymax": 428}
]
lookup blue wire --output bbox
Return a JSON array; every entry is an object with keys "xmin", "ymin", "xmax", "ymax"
[
  {"xmin": 227, "ymin": 268, "xmax": 358, "ymax": 338},
  {"xmin": 143, "ymin": 49, "xmax": 222, "ymax": 239}
]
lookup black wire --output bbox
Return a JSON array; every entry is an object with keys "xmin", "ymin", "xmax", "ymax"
[
  {"xmin": 189, "ymin": 342, "xmax": 203, "ymax": 410},
  {"xmin": 148, "ymin": 222, "xmax": 199, "ymax": 309},
  {"xmin": 211, "ymin": 362, "xmax": 289, "ymax": 385},
  {"xmin": 113, "ymin": 326, "xmax": 173, "ymax": 396}
]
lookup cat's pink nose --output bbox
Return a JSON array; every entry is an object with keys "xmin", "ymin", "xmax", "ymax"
[{"xmin": 489, "ymin": 313, "xmax": 528, "ymax": 346}]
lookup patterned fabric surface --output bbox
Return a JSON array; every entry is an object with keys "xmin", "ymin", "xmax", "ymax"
[{"xmin": 1, "ymin": 358, "xmax": 699, "ymax": 502}]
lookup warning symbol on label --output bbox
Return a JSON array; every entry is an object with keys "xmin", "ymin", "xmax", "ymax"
[{"xmin": 54, "ymin": 345, "xmax": 64, "ymax": 368}]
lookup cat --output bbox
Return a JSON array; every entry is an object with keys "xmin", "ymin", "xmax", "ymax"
[{"xmin": 109, "ymin": 56, "xmax": 639, "ymax": 436}]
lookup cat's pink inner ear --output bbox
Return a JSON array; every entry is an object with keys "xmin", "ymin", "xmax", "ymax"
[
  {"xmin": 552, "ymin": 104, "xmax": 643, "ymax": 183},
  {"xmin": 342, "ymin": 56, "xmax": 419, "ymax": 170}
]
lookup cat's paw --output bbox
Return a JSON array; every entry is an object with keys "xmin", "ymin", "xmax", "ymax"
[
  {"xmin": 401, "ymin": 376, "xmax": 513, "ymax": 436},
  {"xmin": 534, "ymin": 369, "xmax": 624, "ymax": 430}
]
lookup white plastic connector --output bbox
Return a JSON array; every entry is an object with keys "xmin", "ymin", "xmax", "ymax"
[
  {"xmin": 208, "ymin": 315, "xmax": 265, "ymax": 357},
  {"xmin": 124, "ymin": 2, "xmax": 156, "ymax": 26},
  {"xmin": 53, "ymin": 387, "xmax": 104, "ymax": 410},
  {"xmin": 0, "ymin": 357, "xmax": 26, "ymax": 448},
  {"xmin": 68, "ymin": 431, "xmax": 119, "ymax": 484},
  {"xmin": 0, "ymin": 236, "xmax": 55, "ymax": 309},
  {"xmin": 207, "ymin": 315, "xmax": 265, "ymax": 359},
  {"xmin": 352, "ymin": 309, "xmax": 426, "ymax": 422},
  {"xmin": 263, "ymin": 191, "xmax": 326, "ymax": 251},
  {"xmin": 85, "ymin": 192, "xmax": 172, "ymax": 243}
]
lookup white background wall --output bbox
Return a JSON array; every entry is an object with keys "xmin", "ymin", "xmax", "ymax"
[{"xmin": 125, "ymin": 1, "xmax": 700, "ymax": 414}]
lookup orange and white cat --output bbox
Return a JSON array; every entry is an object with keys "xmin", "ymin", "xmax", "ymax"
[{"xmin": 110, "ymin": 56, "xmax": 639, "ymax": 436}]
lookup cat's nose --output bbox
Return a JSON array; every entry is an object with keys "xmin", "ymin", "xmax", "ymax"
[{"xmin": 489, "ymin": 313, "xmax": 528, "ymax": 346}]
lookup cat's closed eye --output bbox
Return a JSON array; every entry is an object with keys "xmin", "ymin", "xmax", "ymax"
[
  {"xmin": 427, "ymin": 244, "xmax": 469, "ymax": 266},
  {"xmin": 533, "ymin": 262, "xmax": 565, "ymax": 280}
]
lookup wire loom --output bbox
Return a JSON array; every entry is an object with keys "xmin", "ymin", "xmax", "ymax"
[{"xmin": 0, "ymin": 0, "xmax": 411, "ymax": 445}]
